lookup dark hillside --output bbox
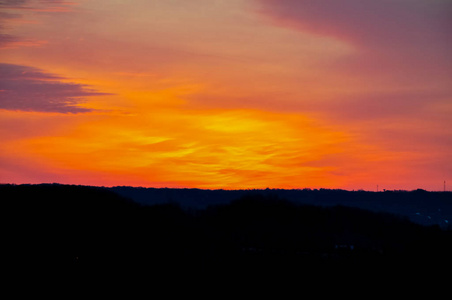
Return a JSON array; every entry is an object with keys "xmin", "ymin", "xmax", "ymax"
[
  {"xmin": 2, "ymin": 184, "xmax": 451, "ymax": 283},
  {"xmin": 112, "ymin": 186, "xmax": 452, "ymax": 227},
  {"xmin": 2, "ymin": 184, "xmax": 142, "ymax": 267}
]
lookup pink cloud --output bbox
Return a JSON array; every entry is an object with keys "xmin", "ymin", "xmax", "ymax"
[
  {"xmin": 0, "ymin": 64, "xmax": 111, "ymax": 113},
  {"xmin": 257, "ymin": 0, "xmax": 452, "ymax": 81},
  {"xmin": 0, "ymin": 0, "xmax": 76, "ymax": 48},
  {"xmin": 0, "ymin": 0, "xmax": 76, "ymax": 12},
  {"xmin": 257, "ymin": 0, "xmax": 451, "ymax": 48},
  {"xmin": 0, "ymin": 33, "xmax": 47, "ymax": 49}
]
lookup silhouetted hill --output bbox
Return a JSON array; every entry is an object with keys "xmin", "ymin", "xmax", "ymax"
[
  {"xmin": 2, "ymin": 184, "xmax": 451, "ymax": 287},
  {"xmin": 2, "ymin": 184, "xmax": 141, "ymax": 267},
  {"xmin": 111, "ymin": 186, "xmax": 452, "ymax": 228}
]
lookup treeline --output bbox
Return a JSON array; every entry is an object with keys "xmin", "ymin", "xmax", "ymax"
[
  {"xmin": 111, "ymin": 185, "xmax": 452, "ymax": 227},
  {"xmin": 2, "ymin": 184, "xmax": 451, "ymax": 279}
]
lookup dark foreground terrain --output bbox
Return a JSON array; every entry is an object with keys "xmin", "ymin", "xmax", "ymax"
[{"xmin": 3, "ymin": 184, "xmax": 452, "ymax": 288}]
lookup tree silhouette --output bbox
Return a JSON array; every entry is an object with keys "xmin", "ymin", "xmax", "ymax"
[{"xmin": 2, "ymin": 184, "xmax": 451, "ymax": 281}]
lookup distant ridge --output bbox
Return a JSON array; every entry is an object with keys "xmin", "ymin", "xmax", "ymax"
[
  {"xmin": 110, "ymin": 185, "xmax": 452, "ymax": 228},
  {"xmin": 1, "ymin": 183, "xmax": 450, "ymax": 227},
  {"xmin": 2, "ymin": 183, "xmax": 451, "ymax": 282}
]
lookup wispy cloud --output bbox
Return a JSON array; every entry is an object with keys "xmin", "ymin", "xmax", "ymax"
[
  {"xmin": 257, "ymin": 0, "xmax": 452, "ymax": 79},
  {"xmin": 256, "ymin": 0, "xmax": 452, "ymax": 132},
  {"xmin": 0, "ymin": 0, "xmax": 76, "ymax": 11},
  {"xmin": 0, "ymin": 63, "xmax": 110, "ymax": 113},
  {"xmin": 257, "ymin": 0, "xmax": 451, "ymax": 47},
  {"xmin": 0, "ymin": 0, "xmax": 76, "ymax": 48},
  {"xmin": 0, "ymin": 0, "xmax": 29, "ymax": 7},
  {"xmin": 0, "ymin": 33, "xmax": 17, "ymax": 47},
  {"xmin": 0, "ymin": 33, "xmax": 47, "ymax": 49}
]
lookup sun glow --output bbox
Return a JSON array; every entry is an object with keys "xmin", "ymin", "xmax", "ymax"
[
  {"xmin": 1, "ymin": 0, "xmax": 450, "ymax": 190},
  {"xmin": 11, "ymin": 105, "xmax": 346, "ymax": 188}
]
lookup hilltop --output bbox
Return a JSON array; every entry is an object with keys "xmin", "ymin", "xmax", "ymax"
[
  {"xmin": 110, "ymin": 185, "xmax": 452, "ymax": 228},
  {"xmin": 2, "ymin": 184, "xmax": 451, "ymax": 277}
]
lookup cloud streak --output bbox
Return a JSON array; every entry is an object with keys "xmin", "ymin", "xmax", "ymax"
[
  {"xmin": 0, "ymin": 0, "xmax": 76, "ymax": 48},
  {"xmin": 0, "ymin": 0, "xmax": 76, "ymax": 11},
  {"xmin": 0, "ymin": 63, "xmax": 109, "ymax": 113},
  {"xmin": 257, "ymin": 0, "xmax": 452, "ymax": 80},
  {"xmin": 257, "ymin": 0, "xmax": 452, "ymax": 48},
  {"xmin": 256, "ymin": 0, "xmax": 452, "ymax": 132}
]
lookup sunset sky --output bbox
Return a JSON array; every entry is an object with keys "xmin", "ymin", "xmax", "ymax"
[{"xmin": 1, "ymin": 0, "xmax": 451, "ymax": 190}]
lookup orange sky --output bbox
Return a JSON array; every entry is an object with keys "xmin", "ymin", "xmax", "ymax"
[{"xmin": 1, "ymin": 0, "xmax": 451, "ymax": 190}]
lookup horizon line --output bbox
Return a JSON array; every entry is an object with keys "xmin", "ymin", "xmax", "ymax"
[{"xmin": 1, "ymin": 182, "xmax": 449, "ymax": 193}]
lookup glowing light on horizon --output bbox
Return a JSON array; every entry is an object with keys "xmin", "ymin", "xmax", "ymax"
[{"xmin": 0, "ymin": 0, "xmax": 450, "ymax": 191}]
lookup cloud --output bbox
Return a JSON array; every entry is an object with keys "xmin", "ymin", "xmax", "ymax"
[
  {"xmin": 0, "ymin": 4, "xmax": 24, "ymax": 26},
  {"xmin": 0, "ymin": 0, "xmax": 75, "ymax": 11},
  {"xmin": 0, "ymin": 14, "xmax": 47, "ymax": 49},
  {"xmin": 257, "ymin": 0, "xmax": 452, "ymax": 80},
  {"xmin": 0, "ymin": 0, "xmax": 29, "ymax": 7},
  {"xmin": 0, "ymin": 0, "xmax": 76, "ymax": 48},
  {"xmin": 255, "ymin": 0, "xmax": 452, "ymax": 144},
  {"xmin": 0, "ymin": 63, "xmax": 110, "ymax": 113},
  {"xmin": 0, "ymin": 2, "xmax": 30, "ymax": 48},
  {"xmin": 0, "ymin": 33, "xmax": 17, "ymax": 47},
  {"xmin": 0, "ymin": 13, "xmax": 47, "ymax": 49},
  {"xmin": 302, "ymin": 90, "xmax": 450, "ymax": 121},
  {"xmin": 257, "ymin": 0, "xmax": 451, "ymax": 47}
]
